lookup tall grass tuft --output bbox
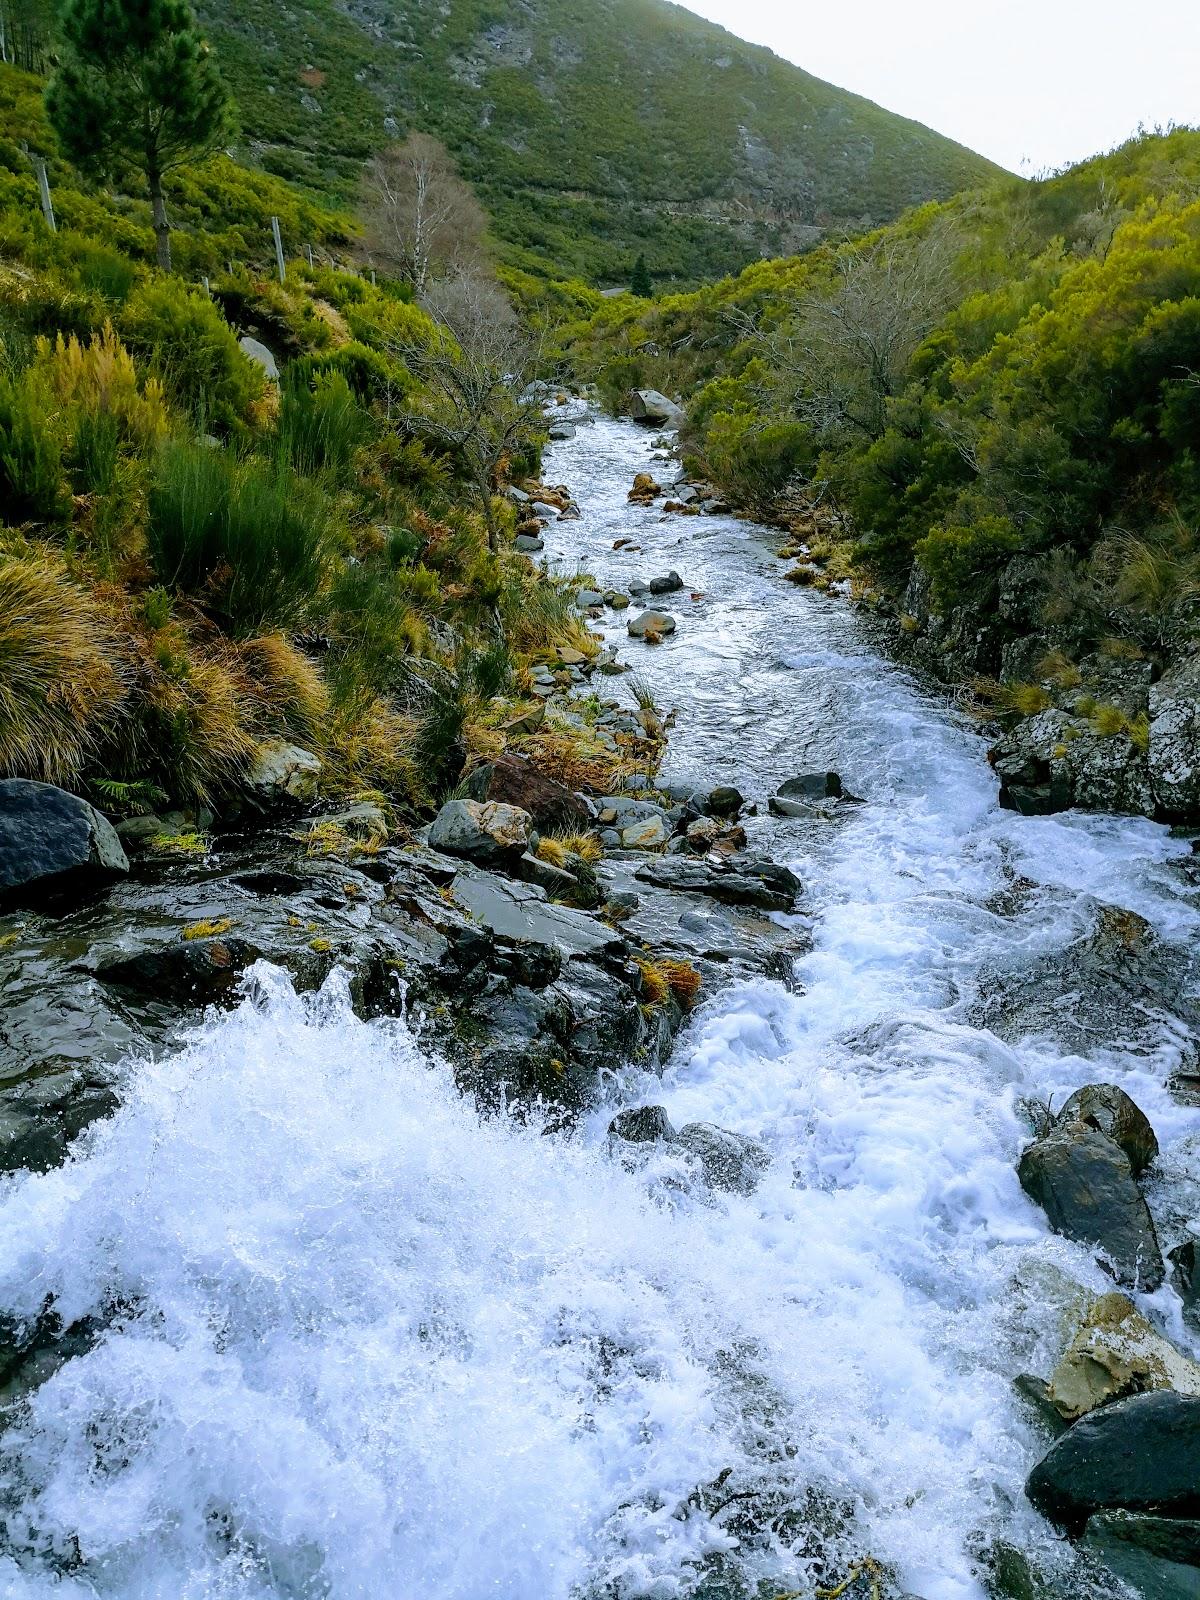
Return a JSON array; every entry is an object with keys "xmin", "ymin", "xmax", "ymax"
[
  {"xmin": 148, "ymin": 444, "xmax": 331, "ymax": 636},
  {"xmin": 276, "ymin": 370, "xmax": 372, "ymax": 485},
  {"xmin": 0, "ymin": 554, "xmax": 128, "ymax": 783}
]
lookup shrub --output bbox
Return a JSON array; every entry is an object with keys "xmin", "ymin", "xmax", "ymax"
[
  {"xmin": 148, "ymin": 444, "xmax": 332, "ymax": 635},
  {"xmin": 32, "ymin": 324, "xmax": 169, "ymax": 451},
  {"xmin": 276, "ymin": 370, "xmax": 371, "ymax": 484},
  {"xmin": 0, "ymin": 373, "xmax": 69, "ymax": 523},
  {"xmin": 0, "ymin": 552, "xmax": 127, "ymax": 782},
  {"xmin": 702, "ymin": 410, "xmax": 813, "ymax": 514},
  {"xmin": 915, "ymin": 516, "xmax": 1023, "ymax": 612},
  {"xmin": 121, "ymin": 279, "xmax": 266, "ymax": 435}
]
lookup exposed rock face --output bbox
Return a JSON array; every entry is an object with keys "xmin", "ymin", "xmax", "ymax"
[
  {"xmin": 427, "ymin": 799, "xmax": 532, "ymax": 867},
  {"xmin": 1045, "ymin": 1293, "xmax": 1200, "ymax": 1422},
  {"xmin": 635, "ymin": 854, "xmax": 800, "ymax": 913},
  {"xmin": 1149, "ymin": 654, "xmax": 1200, "ymax": 818},
  {"xmin": 1017, "ymin": 1123, "xmax": 1163, "ymax": 1290},
  {"xmin": 1057, "ymin": 1083, "xmax": 1159, "ymax": 1178},
  {"xmin": 237, "ymin": 334, "xmax": 279, "ymax": 380},
  {"xmin": 1082, "ymin": 1512, "xmax": 1200, "ymax": 1599},
  {"xmin": 0, "ymin": 780, "xmax": 129, "ymax": 909},
  {"xmin": 989, "ymin": 710, "xmax": 1152, "ymax": 817},
  {"xmin": 628, "ymin": 389, "xmax": 684, "ymax": 428},
  {"xmin": 1026, "ymin": 1391, "xmax": 1200, "ymax": 1531},
  {"xmin": 466, "ymin": 755, "xmax": 590, "ymax": 831},
  {"xmin": 245, "ymin": 741, "xmax": 322, "ymax": 807}
]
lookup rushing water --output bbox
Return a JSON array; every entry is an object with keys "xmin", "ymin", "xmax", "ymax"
[{"xmin": 1, "ymin": 414, "xmax": 1199, "ymax": 1600}]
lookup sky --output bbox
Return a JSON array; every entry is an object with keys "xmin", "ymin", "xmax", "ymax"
[{"xmin": 683, "ymin": 0, "xmax": 1200, "ymax": 175}]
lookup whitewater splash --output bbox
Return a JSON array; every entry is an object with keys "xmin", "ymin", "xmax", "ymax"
[{"xmin": 0, "ymin": 416, "xmax": 1198, "ymax": 1600}]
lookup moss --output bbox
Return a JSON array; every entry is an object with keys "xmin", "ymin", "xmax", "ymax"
[{"xmin": 182, "ymin": 916, "xmax": 235, "ymax": 940}]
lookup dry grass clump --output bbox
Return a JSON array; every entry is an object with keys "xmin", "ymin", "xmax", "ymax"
[
  {"xmin": 659, "ymin": 958, "xmax": 703, "ymax": 1009},
  {"xmin": 634, "ymin": 956, "xmax": 670, "ymax": 1005},
  {"xmin": 237, "ymin": 632, "xmax": 330, "ymax": 741},
  {"xmin": 324, "ymin": 694, "xmax": 424, "ymax": 803},
  {"xmin": 536, "ymin": 830, "xmax": 602, "ymax": 869},
  {"xmin": 0, "ymin": 552, "xmax": 129, "ymax": 784},
  {"xmin": 516, "ymin": 718, "xmax": 637, "ymax": 794}
]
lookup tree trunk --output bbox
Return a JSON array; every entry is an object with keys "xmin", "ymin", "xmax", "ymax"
[{"xmin": 149, "ymin": 165, "xmax": 171, "ymax": 272}]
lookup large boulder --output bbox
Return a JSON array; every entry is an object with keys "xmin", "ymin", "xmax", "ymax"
[
  {"xmin": 1150, "ymin": 653, "xmax": 1200, "ymax": 819},
  {"xmin": 990, "ymin": 710, "xmax": 1153, "ymax": 817},
  {"xmin": 1082, "ymin": 1512, "xmax": 1200, "ymax": 1599},
  {"xmin": 0, "ymin": 780, "xmax": 128, "ymax": 908},
  {"xmin": 635, "ymin": 854, "xmax": 800, "ymax": 912},
  {"xmin": 1056, "ymin": 1083, "xmax": 1158, "ymax": 1178},
  {"xmin": 466, "ymin": 755, "xmax": 589, "ymax": 831},
  {"xmin": 428, "ymin": 799, "xmax": 531, "ymax": 868},
  {"xmin": 1045, "ymin": 1293, "xmax": 1200, "ymax": 1422},
  {"xmin": 649, "ymin": 571, "xmax": 683, "ymax": 594},
  {"xmin": 627, "ymin": 610, "xmax": 676, "ymax": 639},
  {"xmin": 1018, "ymin": 1123, "xmax": 1163, "ymax": 1290},
  {"xmin": 237, "ymin": 335, "xmax": 279, "ymax": 381},
  {"xmin": 1026, "ymin": 1390, "xmax": 1200, "ymax": 1531},
  {"xmin": 628, "ymin": 389, "xmax": 685, "ymax": 428},
  {"xmin": 676, "ymin": 1122, "xmax": 770, "ymax": 1196},
  {"xmin": 245, "ymin": 741, "xmax": 322, "ymax": 807},
  {"xmin": 777, "ymin": 772, "xmax": 844, "ymax": 802}
]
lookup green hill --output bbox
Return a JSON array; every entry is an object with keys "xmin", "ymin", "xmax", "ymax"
[{"xmin": 192, "ymin": 0, "xmax": 1003, "ymax": 285}]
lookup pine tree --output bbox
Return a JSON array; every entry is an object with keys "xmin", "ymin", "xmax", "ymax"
[
  {"xmin": 46, "ymin": 0, "xmax": 231, "ymax": 271},
  {"xmin": 630, "ymin": 253, "xmax": 652, "ymax": 298}
]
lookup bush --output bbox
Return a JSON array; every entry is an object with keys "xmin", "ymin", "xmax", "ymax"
[
  {"xmin": 0, "ymin": 372, "xmax": 69, "ymax": 523},
  {"xmin": 915, "ymin": 516, "xmax": 1023, "ymax": 612},
  {"xmin": 702, "ymin": 410, "xmax": 813, "ymax": 514},
  {"xmin": 276, "ymin": 370, "xmax": 372, "ymax": 484},
  {"xmin": 148, "ymin": 444, "xmax": 331, "ymax": 635},
  {"xmin": 0, "ymin": 551, "xmax": 127, "ymax": 782},
  {"xmin": 121, "ymin": 279, "xmax": 266, "ymax": 435}
]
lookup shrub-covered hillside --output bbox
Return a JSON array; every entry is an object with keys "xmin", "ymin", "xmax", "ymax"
[
  {"xmin": 0, "ymin": 56, "xmax": 634, "ymax": 824},
  {"xmin": 562, "ymin": 127, "xmax": 1200, "ymax": 816},
  {"xmin": 186, "ymin": 0, "xmax": 1000, "ymax": 287}
]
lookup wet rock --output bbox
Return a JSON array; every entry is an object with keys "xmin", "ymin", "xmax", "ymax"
[
  {"xmin": 1150, "ymin": 654, "xmax": 1200, "ymax": 819},
  {"xmin": 990, "ymin": 710, "xmax": 1079, "ymax": 815},
  {"xmin": 635, "ymin": 854, "xmax": 801, "ymax": 913},
  {"xmin": 1026, "ymin": 1390, "xmax": 1200, "ymax": 1530},
  {"xmin": 245, "ymin": 741, "xmax": 322, "ymax": 808},
  {"xmin": 115, "ymin": 814, "xmax": 169, "ymax": 852},
  {"xmin": 685, "ymin": 817, "xmax": 722, "ymax": 850},
  {"xmin": 531, "ymin": 501, "xmax": 562, "ymax": 520},
  {"xmin": 97, "ymin": 936, "xmax": 262, "ymax": 1005},
  {"xmin": 0, "ymin": 781, "xmax": 129, "ymax": 909},
  {"xmin": 1045, "ymin": 1293, "xmax": 1200, "ymax": 1422},
  {"xmin": 676, "ymin": 1122, "xmax": 770, "ymax": 1195},
  {"xmin": 1056, "ymin": 1083, "xmax": 1158, "ymax": 1178},
  {"xmin": 547, "ymin": 421, "xmax": 575, "ymax": 440},
  {"xmin": 628, "ymin": 388, "xmax": 684, "ymax": 428},
  {"xmin": 627, "ymin": 610, "xmax": 676, "ymax": 638},
  {"xmin": 576, "ymin": 588, "xmax": 606, "ymax": 607},
  {"xmin": 1082, "ymin": 1511, "xmax": 1200, "ymax": 1599},
  {"xmin": 1018, "ymin": 1124, "xmax": 1163, "ymax": 1289},
  {"xmin": 778, "ymin": 771, "xmax": 844, "ymax": 802},
  {"xmin": 514, "ymin": 533, "xmax": 545, "ymax": 553},
  {"xmin": 606, "ymin": 591, "xmax": 631, "ymax": 610},
  {"xmin": 703, "ymin": 785, "xmax": 744, "ymax": 819},
  {"xmin": 609, "ymin": 1105, "xmax": 675, "ymax": 1144},
  {"xmin": 621, "ymin": 815, "xmax": 670, "ymax": 850},
  {"xmin": 628, "ymin": 472, "xmax": 663, "ymax": 503},
  {"xmin": 428, "ymin": 799, "xmax": 532, "ymax": 868},
  {"xmin": 1170, "ymin": 1240, "xmax": 1199, "ymax": 1331},
  {"xmin": 466, "ymin": 755, "xmax": 589, "ymax": 831},
  {"xmin": 649, "ymin": 571, "xmax": 683, "ymax": 594},
  {"xmin": 449, "ymin": 865, "xmax": 624, "ymax": 960},
  {"xmin": 516, "ymin": 851, "xmax": 579, "ymax": 897}
]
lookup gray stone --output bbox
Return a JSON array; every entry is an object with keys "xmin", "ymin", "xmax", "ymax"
[
  {"xmin": 609, "ymin": 1105, "xmax": 675, "ymax": 1144},
  {"xmin": 635, "ymin": 854, "xmax": 800, "ymax": 912},
  {"xmin": 1083, "ymin": 1512, "xmax": 1200, "ymax": 1600},
  {"xmin": 1018, "ymin": 1125, "xmax": 1163, "ymax": 1290},
  {"xmin": 0, "ymin": 781, "xmax": 128, "ymax": 908},
  {"xmin": 547, "ymin": 422, "xmax": 575, "ymax": 441},
  {"xmin": 779, "ymin": 771, "xmax": 844, "ymax": 802},
  {"xmin": 576, "ymin": 589, "xmax": 606, "ymax": 608},
  {"xmin": 237, "ymin": 335, "xmax": 279, "ymax": 381},
  {"xmin": 428, "ymin": 800, "xmax": 531, "ymax": 867},
  {"xmin": 676, "ymin": 1122, "xmax": 770, "ymax": 1195},
  {"xmin": 514, "ymin": 534, "xmax": 545, "ymax": 553},
  {"xmin": 531, "ymin": 501, "xmax": 561, "ymax": 520},
  {"xmin": 649, "ymin": 571, "xmax": 684, "ymax": 594},
  {"xmin": 1056, "ymin": 1083, "xmax": 1158, "ymax": 1178},
  {"xmin": 516, "ymin": 851, "xmax": 579, "ymax": 897},
  {"xmin": 1027, "ymin": 1391, "xmax": 1200, "ymax": 1531},
  {"xmin": 628, "ymin": 388, "xmax": 685, "ymax": 428},
  {"xmin": 1150, "ymin": 654, "xmax": 1200, "ymax": 819},
  {"xmin": 628, "ymin": 610, "xmax": 677, "ymax": 638},
  {"xmin": 507, "ymin": 486, "xmax": 531, "ymax": 504},
  {"xmin": 245, "ymin": 741, "xmax": 321, "ymax": 807},
  {"xmin": 620, "ymin": 815, "xmax": 669, "ymax": 850},
  {"xmin": 449, "ymin": 866, "xmax": 624, "ymax": 960},
  {"xmin": 704, "ymin": 785, "xmax": 744, "ymax": 818}
]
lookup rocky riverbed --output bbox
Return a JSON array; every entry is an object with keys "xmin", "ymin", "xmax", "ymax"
[{"xmin": 0, "ymin": 406, "xmax": 1199, "ymax": 1599}]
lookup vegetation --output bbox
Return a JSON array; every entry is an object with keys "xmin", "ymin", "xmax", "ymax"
[
  {"xmin": 564, "ymin": 127, "xmax": 1200, "ymax": 671},
  {"xmin": 184, "ymin": 0, "xmax": 998, "ymax": 289},
  {"xmin": 360, "ymin": 134, "xmax": 487, "ymax": 294}
]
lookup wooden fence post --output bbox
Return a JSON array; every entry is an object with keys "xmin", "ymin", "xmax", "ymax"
[
  {"xmin": 34, "ymin": 158, "xmax": 55, "ymax": 233},
  {"xmin": 271, "ymin": 216, "xmax": 285, "ymax": 285}
]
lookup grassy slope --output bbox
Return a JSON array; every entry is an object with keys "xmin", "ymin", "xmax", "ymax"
[{"xmin": 194, "ymin": 0, "xmax": 1002, "ymax": 286}]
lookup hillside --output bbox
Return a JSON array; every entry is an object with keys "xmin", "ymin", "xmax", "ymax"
[{"xmin": 192, "ymin": 0, "xmax": 1002, "ymax": 285}]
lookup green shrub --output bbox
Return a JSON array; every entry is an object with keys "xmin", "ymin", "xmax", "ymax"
[
  {"xmin": 0, "ymin": 372, "xmax": 69, "ymax": 522},
  {"xmin": 703, "ymin": 410, "xmax": 813, "ymax": 514},
  {"xmin": 276, "ymin": 370, "xmax": 371, "ymax": 484},
  {"xmin": 121, "ymin": 278, "xmax": 266, "ymax": 435},
  {"xmin": 915, "ymin": 516, "xmax": 1024, "ymax": 612},
  {"xmin": 148, "ymin": 444, "xmax": 331, "ymax": 634}
]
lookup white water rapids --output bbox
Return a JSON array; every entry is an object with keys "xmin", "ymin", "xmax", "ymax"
[{"xmin": 0, "ymin": 414, "xmax": 1198, "ymax": 1599}]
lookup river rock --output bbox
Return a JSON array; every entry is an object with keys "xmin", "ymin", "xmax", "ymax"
[
  {"xmin": 621, "ymin": 815, "xmax": 670, "ymax": 850},
  {"xmin": 1082, "ymin": 1511, "xmax": 1200, "ymax": 1599},
  {"xmin": 96, "ymin": 935, "xmax": 262, "ymax": 1005},
  {"xmin": 1018, "ymin": 1124, "xmax": 1163, "ymax": 1289},
  {"xmin": 428, "ymin": 799, "xmax": 532, "ymax": 867},
  {"xmin": 466, "ymin": 755, "xmax": 589, "ymax": 831},
  {"xmin": 576, "ymin": 588, "xmax": 606, "ymax": 608},
  {"xmin": 609, "ymin": 1105, "xmax": 676, "ymax": 1144},
  {"xmin": 1026, "ymin": 1390, "xmax": 1200, "ymax": 1530},
  {"xmin": 778, "ymin": 772, "xmax": 844, "ymax": 802},
  {"xmin": 1056, "ymin": 1083, "xmax": 1158, "ymax": 1178},
  {"xmin": 514, "ymin": 533, "xmax": 545, "ymax": 553},
  {"xmin": 628, "ymin": 389, "xmax": 685, "ymax": 428},
  {"xmin": 635, "ymin": 854, "xmax": 800, "ymax": 912},
  {"xmin": 1170, "ymin": 1241, "xmax": 1200, "ymax": 1332},
  {"xmin": 1150, "ymin": 654, "xmax": 1200, "ymax": 819},
  {"xmin": 547, "ymin": 422, "xmax": 575, "ymax": 441},
  {"xmin": 628, "ymin": 472, "xmax": 663, "ymax": 503},
  {"xmin": 628, "ymin": 610, "xmax": 676, "ymax": 638},
  {"xmin": 703, "ymin": 785, "xmax": 744, "ymax": 819},
  {"xmin": 0, "ymin": 780, "xmax": 129, "ymax": 909},
  {"xmin": 245, "ymin": 740, "xmax": 322, "ymax": 807},
  {"xmin": 1045, "ymin": 1293, "xmax": 1200, "ymax": 1422},
  {"xmin": 649, "ymin": 572, "xmax": 683, "ymax": 594},
  {"xmin": 676, "ymin": 1122, "xmax": 770, "ymax": 1195}
]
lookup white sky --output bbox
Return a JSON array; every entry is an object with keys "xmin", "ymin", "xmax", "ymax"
[{"xmin": 683, "ymin": 0, "xmax": 1200, "ymax": 175}]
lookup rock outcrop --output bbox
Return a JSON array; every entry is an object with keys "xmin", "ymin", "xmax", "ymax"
[{"xmin": 0, "ymin": 780, "xmax": 129, "ymax": 909}]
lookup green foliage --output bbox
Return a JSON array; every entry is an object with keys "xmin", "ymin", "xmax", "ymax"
[
  {"xmin": 148, "ymin": 443, "xmax": 331, "ymax": 633},
  {"xmin": 276, "ymin": 369, "xmax": 372, "ymax": 484},
  {"xmin": 0, "ymin": 370, "xmax": 68, "ymax": 522},
  {"xmin": 121, "ymin": 277, "xmax": 265, "ymax": 433},
  {"xmin": 702, "ymin": 410, "xmax": 813, "ymax": 515},
  {"xmin": 630, "ymin": 254, "xmax": 652, "ymax": 298},
  {"xmin": 46, "ymin": 0, "xmax": 232, "ymax": 267}
]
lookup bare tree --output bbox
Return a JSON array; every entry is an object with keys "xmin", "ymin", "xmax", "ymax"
[
  {"xmin": 393, "ymin": 269, "xmax": 544, "ymax": 553},
  {"xmin": 360, "ymin": 133, "xmax": 487, "ymax": 294},
  {"xmin": 754, "ymin": 226, "xmax": 960, "ymax": 441}
]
